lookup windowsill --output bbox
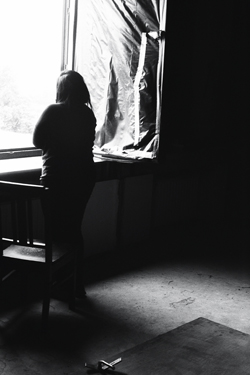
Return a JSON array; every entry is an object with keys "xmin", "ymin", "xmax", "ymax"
[
  {"xmin": 0, "ymin": 156, "xmax": 42, "ymax": 174},
  {"xmin": 0, "ymin": 155, "xmax": 157, "ymax": 182}
]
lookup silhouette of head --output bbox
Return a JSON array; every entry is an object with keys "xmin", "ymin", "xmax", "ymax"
[{"xmin": 56, "ymin": 70, "xmax": 91, "ymax": 106}]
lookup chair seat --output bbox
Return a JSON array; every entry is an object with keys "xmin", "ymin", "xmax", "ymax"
[{"xmin": 3, "ymin": 242, "xmax": 73, "ymax": 263}]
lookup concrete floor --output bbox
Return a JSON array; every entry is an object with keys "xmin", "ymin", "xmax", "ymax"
[{"xmin": 0, "ymin": 220, "xmax": 249, "ymax": 374}]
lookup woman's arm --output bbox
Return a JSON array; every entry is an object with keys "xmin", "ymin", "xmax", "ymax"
[{"xmin": 33, "ymin": 104, "xmax": 57, "ymax": 149}]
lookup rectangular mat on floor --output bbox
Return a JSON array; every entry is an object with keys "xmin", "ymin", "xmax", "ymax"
[{"xmin": 85, "ymin": 317, "xmax": 250, "ymax": 375}]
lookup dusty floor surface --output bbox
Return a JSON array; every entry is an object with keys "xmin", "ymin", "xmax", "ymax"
[{"xmin": 1, "ymin": 220, "xmax": 249, "ymax": 374}]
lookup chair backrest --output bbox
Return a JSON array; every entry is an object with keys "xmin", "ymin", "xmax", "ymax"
[{"xmin": 0, "ymin": 180, "xmax": 50, "ymax": 247}]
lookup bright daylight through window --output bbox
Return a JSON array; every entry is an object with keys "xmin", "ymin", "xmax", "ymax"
[{"xmin": 0, "ymin": 0, "xmax": 63, "ymax": 152}]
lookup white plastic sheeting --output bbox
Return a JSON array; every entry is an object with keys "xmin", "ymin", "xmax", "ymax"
[{"xmin": 73, "ymin": 0, "xmax": 166, "ymax": 160}]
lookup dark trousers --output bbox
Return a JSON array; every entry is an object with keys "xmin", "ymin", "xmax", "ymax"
[{"xmin": 41, "ymin": 176, "xmax": 95, "ymax": 284}]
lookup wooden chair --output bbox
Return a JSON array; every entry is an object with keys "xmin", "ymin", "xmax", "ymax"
[{"xmin": 0, "ymin": 180, "xmax": 77, "ymax": 329}]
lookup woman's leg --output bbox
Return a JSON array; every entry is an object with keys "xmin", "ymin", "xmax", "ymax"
[{"xmin": 41, "ymin": 177, "xmax": 95, "ymax": 296}]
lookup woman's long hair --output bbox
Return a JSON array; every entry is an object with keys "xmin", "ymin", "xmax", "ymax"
[{"xmin": 56, "ymin": 70, "xmax": 92, "ymax": 107}]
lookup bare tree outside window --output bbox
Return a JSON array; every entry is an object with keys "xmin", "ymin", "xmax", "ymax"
[{"xmin": 0, "ymin": 0, "xmax": 63, "ymax": 150}]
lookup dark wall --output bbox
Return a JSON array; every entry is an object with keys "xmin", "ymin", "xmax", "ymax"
[
  {"xmin": 159, "ymin": 1, "xmax": 249, "ymax": 252},
  {"xmin": 161, "ymin": 1, "xmax": 236, "ymax": 154}
]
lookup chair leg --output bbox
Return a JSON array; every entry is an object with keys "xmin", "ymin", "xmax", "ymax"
[
  {"xmin": 69, "ymin": 257, "xmax": 77, "ymax": 310},
  {"xmin": 75, "ymin": 243, "xmax": 87, "ymax": 299},
  {"xmin": 0, "ymin": 260, "xmax": 2, "ymax": 299},
  {"xmin": 42, "ymin": 290, "xmax": 51, "ymax": 331},
  {"xmin": 42, "ymin": 273, "xmax": 52, "ymax": 331},
  {"xmin": 42, "ymin": 302, "xmax": 50, "ymax": 331}
]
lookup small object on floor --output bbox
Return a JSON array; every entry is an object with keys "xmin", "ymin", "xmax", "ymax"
[{"xmin": 85, "ymin": 357, "xmax": 122, "ymax": 373}]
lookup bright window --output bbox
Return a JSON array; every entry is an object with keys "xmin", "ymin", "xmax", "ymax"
[
  {"xmin": 1, "ymin": 0, "xmax": 166, "ymax": 161},
  {"xmin": 0, "ymin": 0, "xmax": 63, "ymax": 152}
]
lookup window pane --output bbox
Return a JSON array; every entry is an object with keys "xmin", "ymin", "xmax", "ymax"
[{"xmin": 0, "ymin": 0, "xmax": 63, "ymax": 150}]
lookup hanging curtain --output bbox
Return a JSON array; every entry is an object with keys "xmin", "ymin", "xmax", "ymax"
[{"xmin": 73, "ymin": 0, "xmax": 166, "ymax": 160}]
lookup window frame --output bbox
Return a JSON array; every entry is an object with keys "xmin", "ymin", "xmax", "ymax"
[{"xmin": 1, "ymin": 0, "xmax": 165, "ymax": 165}]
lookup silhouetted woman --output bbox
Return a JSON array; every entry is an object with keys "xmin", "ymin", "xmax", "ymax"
[{"xmin": 33, "ymin": 70, "xmax": 96, "ymax": 296}]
